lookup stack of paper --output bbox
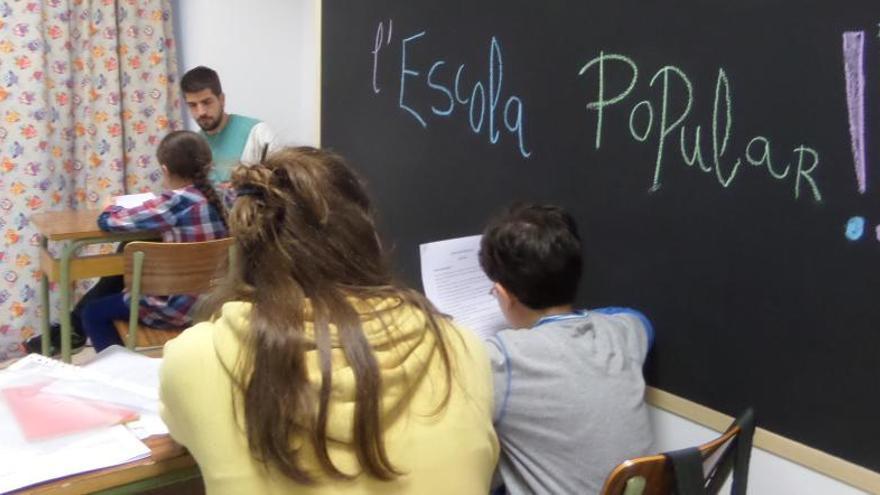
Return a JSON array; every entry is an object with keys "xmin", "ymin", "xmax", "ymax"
[
  {"xmin": 0, "ymin": 425, "xmax": 150, "ymax": 493},
  {"xmin": 0, "ymin": 349, "xmax": 163, "ymax": 492}
]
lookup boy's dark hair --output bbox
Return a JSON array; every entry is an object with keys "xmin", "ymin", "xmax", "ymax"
[
  {"xmin": 180, "ymin": 66, "xmax": 222, "ymax": 96},
  {"xmin": 479, "ymin": 203, "xmax": 582, "ymax": 309}
]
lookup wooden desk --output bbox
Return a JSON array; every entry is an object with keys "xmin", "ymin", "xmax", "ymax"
[
  {"xmin": 31, "ymin": 210, "xmax": 157, "ymax": 363},
  {"xmin": 13, "ymin": 435, "xmax": 200, "ymax": 495}
]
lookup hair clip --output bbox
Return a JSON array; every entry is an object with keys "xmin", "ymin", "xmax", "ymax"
[{"xmin": 235, "ymin": 186, "xmax": 263, "ymax": 198}]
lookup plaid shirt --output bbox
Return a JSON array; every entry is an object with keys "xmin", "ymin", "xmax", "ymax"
[{"xmin": 98, "ymin": 185, "xmax": 229, "ymax": 328}]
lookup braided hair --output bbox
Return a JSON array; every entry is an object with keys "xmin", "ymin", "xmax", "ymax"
[{"xmin": 156, "ymin": 130, "xmax": 228, "ymax": 226}]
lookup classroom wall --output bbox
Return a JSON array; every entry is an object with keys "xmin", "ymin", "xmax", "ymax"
[
  {"xmin": 171, "ymin": 0, "xmax": 320, "ymax": 147},
  {"xmin": 650, "ymin": 407, "xmax": 868, "ymax": 494},
  {"xmin": 172, "ymin": 2, "xmax": 870, "ymax": 493}
]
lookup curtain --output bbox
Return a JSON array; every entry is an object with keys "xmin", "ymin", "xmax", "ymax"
[{"xmin": 0, "ymin": 0, "xmax": 183, "ymax": 360}]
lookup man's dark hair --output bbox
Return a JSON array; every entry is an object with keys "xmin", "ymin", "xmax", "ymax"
[
  {"xmin": 479, "ymin": 203, "xmax": 582, "ymax": 309},
  {"xmin": 181, "ymin": 66, "xmax": 222, "ymax": 96}
]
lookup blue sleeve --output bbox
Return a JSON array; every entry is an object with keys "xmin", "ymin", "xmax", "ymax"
[{"xmin": 593, "ymin": 307, "xmax": 654, "ymax": 350}]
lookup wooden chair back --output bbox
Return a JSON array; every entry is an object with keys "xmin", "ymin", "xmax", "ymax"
[
  {"xmin": 123, "ymin": 238, "xmax": 234, "ymax": 295},
  {"xmin": 117, "ymin": 238, "xmax": 234, "ymax": 349},
  {"xmin": 600, "ymin": 408, "xmax": 755, "ymax": 495}
]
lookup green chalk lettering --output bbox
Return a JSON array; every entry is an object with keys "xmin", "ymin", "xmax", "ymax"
[
  {"xmin": 649, "ymin": 65, "xmax": 692, "ymax": 191},
  {"xmin": 793, "ymin": 146, "xmax": 822, "ymax": 202},
  {"xmin": 680, "ymin": 126, "xmax": 710, "ymax": 172},
  {"xmin": 629, "ymin": 100, "xmax": 653, "ymax": 142},
  {"xmin": 712, "ymin": 68, "xmax": 741, "ymax": 188},
  {"xmin": 579, "ymin": 52, "xmax": 639, "ymax": 150},
  {"xmin": 746, "ymin": 136, "xmax": 789, "ymax": 179}
]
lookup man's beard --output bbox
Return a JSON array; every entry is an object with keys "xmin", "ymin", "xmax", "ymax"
[{"xmin": 197, "ymin": 114, "xmax": 222, "ymax": 132}]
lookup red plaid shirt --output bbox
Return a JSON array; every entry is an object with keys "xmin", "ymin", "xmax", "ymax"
[{"xmin": 98, "ymin": 186, "xmax": 229, "ymax": 328}]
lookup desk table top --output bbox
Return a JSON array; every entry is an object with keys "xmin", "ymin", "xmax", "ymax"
[{"xmin": 30, "ymin": 209, "xmax": 105, "ymax": 241}]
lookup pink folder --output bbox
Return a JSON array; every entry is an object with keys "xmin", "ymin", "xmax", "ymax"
[{"xmin": 2, "ymin": 382, "xmax": 139, "ymax": 440}]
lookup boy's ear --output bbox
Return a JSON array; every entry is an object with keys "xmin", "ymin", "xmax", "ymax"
[{"xmin": 495, "ymin": 283, "xmax": 517, "ymax": 310}]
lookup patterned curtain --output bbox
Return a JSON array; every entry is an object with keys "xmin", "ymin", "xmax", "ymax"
[{"xmin": 0, "ymin": 0, "xmax": 183, "ymax": 360}]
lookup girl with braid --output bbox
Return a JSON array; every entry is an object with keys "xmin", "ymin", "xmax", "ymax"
[
  {"xmin": 159, "ymin": 147, "xmax": 498, "ymax": 494},
  {"xmin": 81, "ymin": 130, "xmax": 229, "ymax": 352}
]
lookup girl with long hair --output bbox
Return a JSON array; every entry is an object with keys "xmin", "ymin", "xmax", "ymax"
[{"xmin": 159, "ymin": 147, "xmax": 498, "ymax": 494}]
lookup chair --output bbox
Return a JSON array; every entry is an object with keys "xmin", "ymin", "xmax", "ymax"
[
  {"xmin": 600, "ymin": 408, "xmax": 755, "ymax": 495},
  {"xmin": 113, "ymin": 238, "xmax": 234, "ymax": 350}
]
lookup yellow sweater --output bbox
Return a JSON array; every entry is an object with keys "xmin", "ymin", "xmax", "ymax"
[{"xmin": 159, "ymin": 300, "xmax": 498, "ymax": 494}]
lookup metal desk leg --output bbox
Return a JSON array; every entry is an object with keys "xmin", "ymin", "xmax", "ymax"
[
  {"xmin": 57, "ymin": 233, "xmax": 159, "ymax": 363},
  {"xmin": 59, "ymin": 240, "xmax": 79, "ymax": 363},
  {"xmin": 40, "ymin": 236, "xmax": 50, "ymax": 357}
]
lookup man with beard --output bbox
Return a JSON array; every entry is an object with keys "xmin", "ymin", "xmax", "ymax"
[{"xmin": 180, "ymin": 66, "xmax": 277, "ymax": 184}]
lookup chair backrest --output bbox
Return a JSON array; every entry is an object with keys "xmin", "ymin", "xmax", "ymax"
[
  {"xmin": 123, "ymin": 238, "xmax": 234, "ymax": 296},
  {"xmin": 600, "ymin": 408, "xmax": 755, "ymax": 495}
]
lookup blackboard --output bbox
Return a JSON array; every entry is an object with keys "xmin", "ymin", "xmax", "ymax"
[{"xmin": 322, "ymin": 0, "xmax": 880, "ymax": 473}]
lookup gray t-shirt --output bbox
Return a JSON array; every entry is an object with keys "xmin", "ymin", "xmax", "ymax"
[{"xmin": 485, "ymin": 308, "xmax": 654, "ymax": 495}]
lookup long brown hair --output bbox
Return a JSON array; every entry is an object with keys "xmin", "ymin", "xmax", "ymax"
[
  {"xmin": 156, "ymin": 130, "xmax": 227, "ymax": 226},
  {"xmin": 200, "ymin": 147, "xmax": 453, "ymax": 483}
]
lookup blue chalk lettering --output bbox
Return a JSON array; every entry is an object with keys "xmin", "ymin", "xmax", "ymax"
[
  {"xmin": 845, "ymin": 216, "xmax": 865, "ymax": 241},
  {"xmin": 504, "ymin": 96, "xmax": 531, "ymax": 158},
  {"xmin": 400, "ymin": 31, "xmax": 427, "ymax": 128},
  {"xmin": 469, "ymin": 82, "xmax": 486, "ymax": 133},
  {"xmin": 427, "ymin": 61, "xmax": 454, "ymax": 116},
  {"xmin": 488, "ymin": 37, "xmax": 503, "ymax": 144},
  {"xmin": 372, "ymin": 22, "xmax": 385, "ymax": 93},
  {"xmin": 454, "ymin": 64, "xmax": 470, "ymax": 104}
]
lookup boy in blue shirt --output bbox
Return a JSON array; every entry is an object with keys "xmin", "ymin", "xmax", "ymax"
[{"xmin": 480, "ymin": 203, "xmax": 655, "ymax": 495}]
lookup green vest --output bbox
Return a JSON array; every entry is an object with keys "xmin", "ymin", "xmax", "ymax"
[{"xmin": 201, "ymin": 114, "xmax": 260, "ymax": 183}]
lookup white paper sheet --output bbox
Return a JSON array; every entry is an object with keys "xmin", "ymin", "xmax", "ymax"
[
  {"xmin": 114, "ymin": 192, "xmax": 156, "ymax": 208},
  {"xmin": 83, "ymin": 346, "xmax": 168, "ymax": 438},
  {"xmin": 85, "ymin": 345, "xmax": 162, "ymax": 398},
  {"xmin": 10, "ymin": 350, "xmax": 169, "ymax": 440},
  {"xmin": 420, "ymin": 235, "xmax": 508, "ymax": 339},
  {"xmin": 40, "ymin": 348, "xmax": 159, "ymax": 412},
  {"xmin": 0, "ymin": 361, "xmax": 151, "ymax": 493},
  {"xmin": 0, "ymin": 424, "xmax": 150, "ymax": 493}
]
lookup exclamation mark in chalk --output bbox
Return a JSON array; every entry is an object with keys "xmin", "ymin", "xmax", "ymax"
[
  {"xmin": 843, "ymin": 31, "xmax": 868, "ymax": 241},
  {"xmin": 843, "ymin": 32, "xmax": 866, "ymax": 193}
]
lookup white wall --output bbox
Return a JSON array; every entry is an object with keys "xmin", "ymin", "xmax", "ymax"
[
  {"xmin": 172, "ymin": 0, "xmax": 320, "ymax": 147},
  {"xmin": 650, "ymin": 407, "xmax": 869, "ymax": 494},
  {"xmin": 172, "ymin": 2, "xmax": 872, "ymax": 493}
]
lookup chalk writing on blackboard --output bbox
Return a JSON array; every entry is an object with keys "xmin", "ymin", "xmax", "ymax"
[
  {"xmin": 579, "ymin": 51, "xmax": 822, "ymax": 202},
  {"xmin": 842, "ymin": 32, "xmax": 866, "ymax": 194},
  {"xmin": 846, "ymin": 216, "xmax": 866, "ymax": 241},
  {"xmin": 372, "ymin": 25, "xmax": 532, "ymax": 158},
  {"xmin": 372, "ymin": 19, "xmax": 393, "ymax": 94}
]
